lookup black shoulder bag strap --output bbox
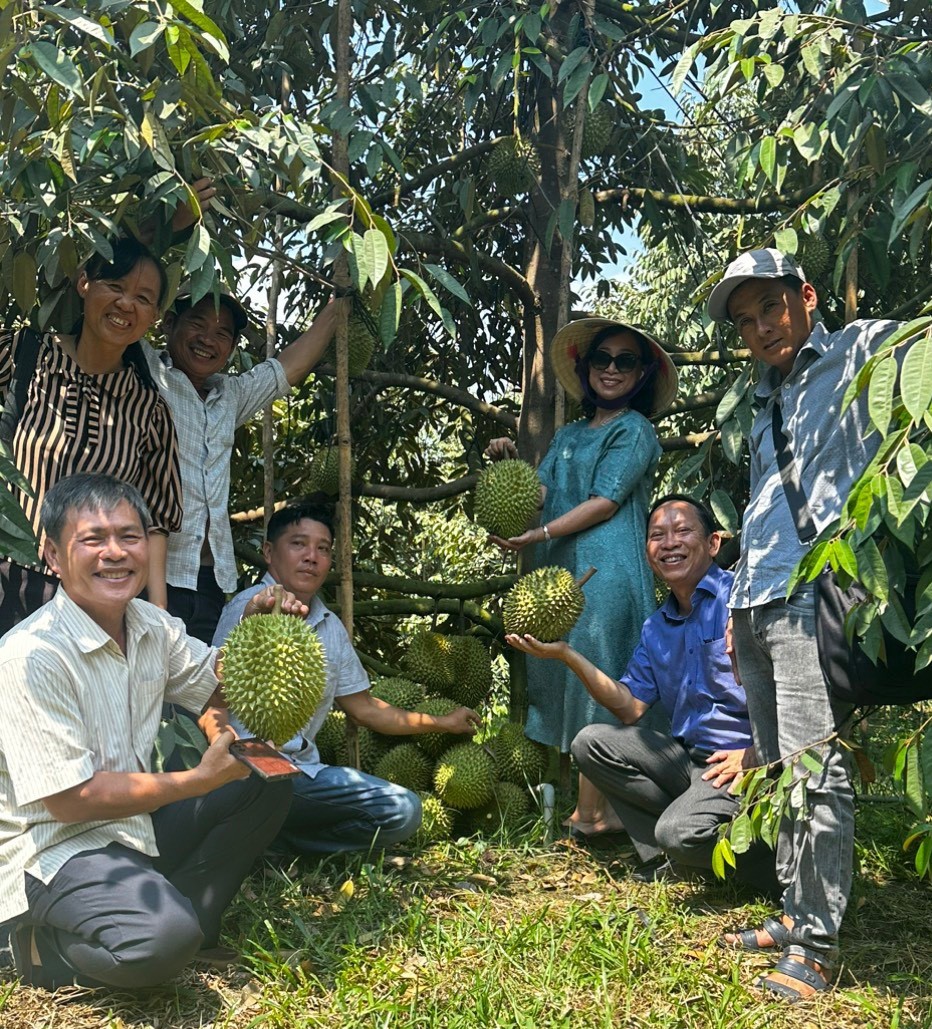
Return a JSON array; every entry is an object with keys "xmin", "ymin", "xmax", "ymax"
[
  {"xmin": 771, "ymin": 400, "xmax": 817, "ymax": 544},
  {"xmin": 0, "ymin": 328, "xmax": 42, "ymax": 450}
]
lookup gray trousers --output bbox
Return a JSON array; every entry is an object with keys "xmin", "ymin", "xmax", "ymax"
[
  {"xmin": 16, "ymin": 773, "xmax": 292, "ymax": 990},
  {"xmin": 732, "ymin": 588, "xmax": 854, "ymax": 967},
  {"xmin": 573, "ymin": 721, "xmax": 778, "ymax": 895}
]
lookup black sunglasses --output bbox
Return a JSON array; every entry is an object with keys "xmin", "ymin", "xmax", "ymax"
[{"xmin": 588, "ymin": 350, "xmax": 640, "ymax": 373}]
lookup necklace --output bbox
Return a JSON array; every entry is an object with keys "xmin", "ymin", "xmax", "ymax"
[{"xmin": 590, "ymin": 406, "xmax": 628, "ymax": 428}]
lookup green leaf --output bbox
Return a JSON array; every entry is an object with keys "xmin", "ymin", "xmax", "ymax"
[
  {"xmin": 379, "ymin": 279, "xmax": 402, "ymax": 348},
  {"xmin": 562, "ymin": 58, "xmax": 591, "ymax": 107},
  {"xmin": 41, "ymin": 6, "xmax": 115, "ymax": 46},
  {"xmin": 793, "ymin": 122, "xmax": 825, "ymax": 163},
  {"xmin": 857, "ymin": 537, "xmax": 888, "ymax": 601},
  {"xmin": 671, "ymin": 45, "xmax": 696, "ymax": 97},
  {"xmin": 900, "ymin": 332, "xmax": 932, "ymax": 422},
  {"xmin": 129, "ymin": 20, "xmax": 164, "ymax": 55},
  {"xmin": 905, "ymin": 741, "xmax": 926, "ymax": 818},
  {"xmin": 866, "ymin": 356, "xmax": 897, "ymax": 432},
  {"xmin": 773, "ymin": 227, "xmax": 797, "ymax": 254},
  {"xmin": 26, "ymin": 41, "xmax": 84, "ymax": 96},
  {"xmin": 915, "ymin": 834, "xmax": 932, "ymax": 878},
  {"xmin": 888, "ymin": 74, "xmax": 932, "ymax": 118},
  {"xmin": 711, "ymin": 839, "xmax": 726, "ymax": 879},
  {"xmin": 709, "ymin": 489, "xmax": 738, "ymax": 535},
  {"xmin": 715, "ymin": 363, "xmax": 751, "ymax": 425},
  {"xmin": 921, "ymin": 728, "xmax": 932, "ymax": 804},
  {"xmin": 361, "ymin": 228, "xmax": 390, "ymax": 290},
  {"xmin": 168, "ymin": 0, "xmax": 230, "ymax": 60},
  {"xmin": 424, "ymin": 263, "xmax": 471, "ymax": 306},
  {"xmin": 759, "ymin": 136, "xmax": 777, "ymax": 182},
  {"xmin": 888, "ymin": 178, "xmax": 932, "ymax": 244},
  {"xmin": 185, "ymin": 224, "xmax": 211, "ymax": 273},
  {"xmin": 729, "ymin": 812, "xmax": 752, "ymax": 854},
  {"xmin": 557, "ymin": 45, "xmax": 589, "ymax": 84},
  {"xmin": 12, "ymin": 250, "xmax": 37, "ymax": 313},
  {"xmin": 800, "ymin": 750, "xmax": 824, "ymax": 777},
  {"xmin": 588, "ymin": 73, "xmax": 608, "ymax": 109},
  {"xmin": 400, "ymin": 268, "xmax": 453, "ymax": 336}
]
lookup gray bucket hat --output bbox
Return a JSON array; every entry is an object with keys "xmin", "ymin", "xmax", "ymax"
[{"xmin": 707, "ymin": 249, "xmax": 807, "ymax": 322}]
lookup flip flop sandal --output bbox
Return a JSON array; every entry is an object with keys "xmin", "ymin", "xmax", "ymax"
[
  {"xmin": 718, "ymin": 915, "xmax": 790, "ymax": 951},
  {"xmin": 756, "ymin": 954, "xmax": 831, "ymax": 1003}
]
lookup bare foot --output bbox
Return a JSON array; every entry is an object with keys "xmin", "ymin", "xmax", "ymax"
[{"xmin": 563, "ymin": 812, "xmax": 626, "ymax": 836}]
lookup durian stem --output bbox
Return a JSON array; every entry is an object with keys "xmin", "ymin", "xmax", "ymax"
[
  {"xmin": 576, "ymin": 567, "xmax": 597, "ymax": 590},
  {"xmin": 272, "ymin": 585, "xmax": 284, "ymax": 616}
]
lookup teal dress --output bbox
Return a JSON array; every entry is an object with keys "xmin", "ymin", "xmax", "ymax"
[{"xmin": 525, "ymin": 410, "xmax": 661, "ymax": 751}]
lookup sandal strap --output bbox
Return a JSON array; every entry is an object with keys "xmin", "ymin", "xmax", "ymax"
[
  {"xmin": 762, "ymin": 917, "xmax": 790, "ymax": 944},
  {"xmin": 770, "ymin": 955, "xmax": 831, "ymax": 991}
]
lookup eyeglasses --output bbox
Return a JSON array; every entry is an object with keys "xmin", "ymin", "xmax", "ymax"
[{"xmin": 588, "ymin": 350, "xmax": 640, "ymax": 373}]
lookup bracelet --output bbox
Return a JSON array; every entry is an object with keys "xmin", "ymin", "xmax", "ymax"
[{"xmin": 542, "ymin": 523, "xmax": 551, "ymax": 542}]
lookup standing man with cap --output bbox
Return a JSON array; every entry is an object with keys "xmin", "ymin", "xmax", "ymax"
[
  {"xmin": 707, "ymin": 249, "xmax": 900, "ymax": 1001},
  {"xmin": 142, "ymin": 287, "xmax": 346, "ymax": 641}
]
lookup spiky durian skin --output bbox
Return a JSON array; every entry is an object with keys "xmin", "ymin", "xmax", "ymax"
[
  {"xmin": 370, "ymin": 676, "xmax": 426, "ymax": 711},
  {"xmin": 468, "ymin": 781, "xmax": 532, "ymax": 834},
  {"xmin": 581, "ymin": 104, "xmax": 615, "ymax": 159},
  {"xmin": 413, "ymin": 696, "xmax": 461, "ymax": 758},
  {"xmin": 316, "ymin": 709, "xmax": 348, "ymax": 765},
  {"xmin": 325, "ymin": 314, "xmax": 376, "ymax": 376},
  {"xmin": 502, "ymin": 566, "xmax": 585, "ymax": 642},
  {"xmin": 222, "ymin": 613, "xmax": 327, "ymax": 745},
  {"xmin": 487, "ymin": 136, "xmax": 541, "ymax": 196},
  {"xmin": 578, "ymin": 188, "xmax": 596, "ymax": 228},
  {"xmin": 356, "ymin": 726, "xmax": 392, "ymax": 774},
  {"xmin": 373, "ymin": 743, "xmax": 434, "ymax": 792},
  {"xmin": 413, "ymin": 793, "xmax": 455, "ymax": 845},
  {"xmin": 448, "ymin": 636, "xmax": 493, "ymax": 708},
  {"xmin": 491, "ymin": 722, "xmax": 549, "ymax": 786},
  {"xmin": 308, "ymin": 448, "xmax": 339, "ymax": 495},
  {"xmin": 403, "ymin": 630, "xmax": 455, "ymax": 691},
  {"xmin": 473, "ymin": 459, "xmax": 541, "ymax": 540},
  {"xmin": 433, "ymin": 742, "xmax": 496, "ymax": 810},
  {"xmin": 797, "ymin": 234, "xmax": 831, "ymax": 278}
]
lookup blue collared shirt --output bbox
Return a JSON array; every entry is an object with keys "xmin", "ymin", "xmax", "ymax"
[
  {"xmin": 624, "ymin": 563, "xmax": 751, "ymax": 753},
  {"xmin": 730, "ymin": 318, "xmax": 899, "ymax": 609}
]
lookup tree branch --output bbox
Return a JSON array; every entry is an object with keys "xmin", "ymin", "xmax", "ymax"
[
  {"xmin": 595, "ymin": 182, "xmax": 826, "ymax": 215},
  {"xmin": 348, "ymin": 570, "xmax": 516, "ymax": 599},
  {"xmin": 659, "ymin": 429, "xmax": 720, "ymax": 452},
  {"xmin": 328, "ymin": 596, "xmax": 502, "ymax": 634},
  {"xmin": 313, "ymin": 365, "xmax": 519, "ymax": 429},
  {"xmin": 665, "ymin": 387, "xmax": 727, "ymax": 415},
  {"xmin": 671, "ymin": 349, "xmax": 751, "ymax": 365}
]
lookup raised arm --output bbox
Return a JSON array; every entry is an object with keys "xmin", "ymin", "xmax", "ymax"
[
  {"xmin": 277, "ymin": 297, "xmax": 351, "ymax": 386},
  {"xmin": 338, "ymin": 689, "xmax": 481, "ymax": 737}
]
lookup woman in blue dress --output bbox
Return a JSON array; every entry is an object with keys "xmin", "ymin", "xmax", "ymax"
[{"xmin": 488, "ymin": 318, "xmax": 678, "ymax": 836}]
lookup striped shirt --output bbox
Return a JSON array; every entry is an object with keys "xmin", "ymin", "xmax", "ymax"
[
  {"xmin": 141, "ymin": 344, "xmax": 291, "ymax": 593},
  {"xmin": 0, "ymin": 331, "xmax": 183, "ymax": 567},
  {"xmin": 0, "ymin": 589, "xmax": 219, "ymax": 923}
]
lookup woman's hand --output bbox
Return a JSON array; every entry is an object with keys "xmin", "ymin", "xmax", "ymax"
[
  {"xmin": 171, "ymin": 177, "xmax": 217, "ymax": 233},
  {"xmin": 504, "ymin": 633, "xmax": 570, "ymax": 661},
  {"xmin": 485, "ymin": 437, "xmax": 519, "ymax": 461},
  {"xmin": 488, "ymin": 528, "xmax": 541, "ymax": 552}
]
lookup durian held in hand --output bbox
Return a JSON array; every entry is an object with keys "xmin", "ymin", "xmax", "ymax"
[
  {"xmin": 473, "ymin": 458, "xmax": 542, "ymax": 541},
  {"xmin": 502, "ymin": 566, "xmax": 596, "ymax": 642},
  {"xmin": 221, "ymin": 584, "xmax": 327, "ymax": 746}
]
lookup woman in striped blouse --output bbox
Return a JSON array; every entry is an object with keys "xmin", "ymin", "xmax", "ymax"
[{"xmin": 0, "ymin": 238, "xmax": 183, "ymax": 634}]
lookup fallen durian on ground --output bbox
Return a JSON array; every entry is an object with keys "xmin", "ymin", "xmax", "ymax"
[
  {"xmin": 467, "ymin": 781, "xmax": 532, "ymax": 833},
  {"xmin": 414, "ymin": 793, "xmax": 456, "ymax": 845},
  {"xmin": 491, "ymin": 722, "xmax": 549, "ymax": 786},
  {"xmin": 222, "ymin": 595, "xmax": 327, "ymax": 745},
  {"xmin": 474, "ymin": 459, "xmax": 541, "ymax": 540},
  {"xmin": 373, "ymin": 743, "xmax": 434, "ymax": 793},
  {"xmin": 433, "ymin": 741, "xmax": 496, "ymax": 810},
  {"xmin": 502, "ymin": 566, "xmax": 591, "ymax": 641}
]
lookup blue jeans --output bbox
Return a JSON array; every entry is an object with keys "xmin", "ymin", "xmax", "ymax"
[
  {"xmin": 732, "ymin": 587, "xmax": 854, "ymax": 967},
  {"xmin": 277, "ymin": 765, "xmax": 422, "ymax": 856}
]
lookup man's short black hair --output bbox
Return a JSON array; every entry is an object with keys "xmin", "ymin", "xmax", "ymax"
[
  {"xmin": 648, "ymin": 493, "xmax": 717, "ymax": 536},
  {"xmin": 266, "ymin": 498, "xmax": 335, "ymax": 544},
  {"xmin": 42, "ymin": 473, "xmax": 152, "ymax": 544}
]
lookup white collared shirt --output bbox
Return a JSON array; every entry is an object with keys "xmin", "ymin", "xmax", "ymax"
[
  {"xmin": 141, "ymin": 342, "xmax": 291, "ymax": 593},
  {"xmin": 0, "ymin": 590, "xmax": 218, "ymax": 922}
]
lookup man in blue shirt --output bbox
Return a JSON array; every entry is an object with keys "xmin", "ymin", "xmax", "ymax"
[{"xmin": 507, "ymin": 495, "xmax": 771, "ymax": 891}]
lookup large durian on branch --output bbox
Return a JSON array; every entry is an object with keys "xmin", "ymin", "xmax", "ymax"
[
  {"xmin": 222, "ymin": 595, "xmax": 327, "ymax": 745},
  {"xmin": 502, "ymin": 566, "xmax": 591, "ymax": 642},
  {"xmin": 474, "ymin": 459, "xmax": 541, "ymax": 539}
]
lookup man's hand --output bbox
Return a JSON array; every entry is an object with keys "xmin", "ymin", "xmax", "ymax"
[
  {"xmin": 243, "ymin": 583, "xmax": 309, "ymax": 620},
  {"xmin": 504, "ymin": 633, "xmax": 570, "ymax": 661},
  {"xmin": 196, "ymin": 728, "xmax": 251, "ymax": 788},
  {"xmin": 485, "ymin": 437, "xmax": 519, "ymax": 461},
  {"xmin": 438, "ymin": 706, "xmax": 483, "ymax": 735},
  {"xmin": 725, "ymin": 615, "xmax": 741, "ymax": 685},
  {"xmin": 702, "ymin": 748, "xmax": 747, "ymax": 791},
  {"xmin": 171, "ymin": 176, "xmax": 217, "ymax": 233}
]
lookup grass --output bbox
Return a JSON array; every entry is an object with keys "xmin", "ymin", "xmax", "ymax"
[{"xmin": 4, "ymin": 710, "xmax": 932, "ymax": 1029}]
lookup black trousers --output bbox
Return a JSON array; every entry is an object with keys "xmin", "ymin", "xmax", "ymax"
[{"xmin": 166, "ymin": 565, "xmax": 226, "ymax": 644}]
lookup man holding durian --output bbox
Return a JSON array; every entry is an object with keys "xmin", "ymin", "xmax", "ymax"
[
  {"xmin": 214, "ymin": 499, "xmax": 482, "ymax": 856},
  {"xmin": 0, "ymin": 473, "xmax": 298, "ymax": 989}
]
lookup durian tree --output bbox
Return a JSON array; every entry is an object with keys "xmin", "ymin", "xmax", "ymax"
[{"xmin": 3, "ymin": 0, "xmax": 932, "ymax": 722}]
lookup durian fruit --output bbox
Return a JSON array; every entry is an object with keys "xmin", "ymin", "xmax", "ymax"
[
  {"xmin": 468, "ymin": 781, "xmax": 532, "ymax": 834},
  {"xmin": 413, "ymin": 696, "xmax": 461, "ymax": 758},
  {"xmin": 403, "ymin": 630, "xmax": 455, "ymax": 691},
  {"xmin": 502, "ymin": 566, "xmax": 586, "ymax": 642},
  {"xmin": 581, "ymin": 104, "xmax": 615, "ymax": 159},
  {"xmin": 447, "ymin": 636, "xmax": 493, "ymax": 709},
  {"xmin": 491, "ymin": 722, "xmax": 549, "ymax": 786},
  {"xmin": 796, "ymin": 234, "xmax": 831, "ymax": 279},
  {"xmin": 473, "ymin": 459, "xmax": 541, "ymax": 539},
  {"xmin": 222, "ymin": 602, "xmax": 327, "ymax": 746},
  {"xmin": 316, "ymin": 709, "xmax": 348, "ymax": 765},
  {"xmin": 578, "ymin": 188, "xmax": 596, "ymax": 228},
  {"xmin": 370, "ymin": 676, "xmax": 426, "ymax": 711},
  {"xmin": 355, "ymin": 726, "xmax": 392, "ymax": 774},
  {"xmin": 413, "ymin": 793, "xmax": 455, "ymax": 846},
  {"xmin": 307, "ymin": 447, "xmax": 356, "ymax": 496},
  {"xmin": 487, "ymin": 136, "xmax": 541, "ymax": 197},
  {"xmin": 373, "ymin": 743, "xmax": 434, "ymax": 792},
  {"xmin": 324, "ymin": 314, "xmax": 377, "ymax": 376},
  {"xmin": 433, "ymin": 742, "xmax": 496, "ymax": 810}
]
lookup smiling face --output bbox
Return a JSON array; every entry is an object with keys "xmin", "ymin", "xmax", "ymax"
[
  {"xmin": 646, "ymin": 501, "xmax": 720, "ymax": 607},
  {"xmin": 586, "ymin": 332, "xmax": 644, "ymax": 404},
  {"xmin": 263, "ymin": 518, "xmax": 334, "ymax": 606},
  {"xmin": 163, "ymin": 296, "xmax": 238, "ymax": 391},
  {"xmin": 76, "ymin": 259, "xmax": 163, "ymax": 355},
  {"xmin": 727, "ymin": 278, "xmax": 818, "ymax": 379},
  {"xmin": 43, "ymin": 501, "xmax": 149, "ymax": 625}
]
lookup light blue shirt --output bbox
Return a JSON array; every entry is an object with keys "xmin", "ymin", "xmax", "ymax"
[
  {"xmin": 213, "ymin": 574, "xmax": 370, "ymax": 777},
  {"xmin": 730, "ymin": 318, "xmax": 899, "ymax": 609},
  {"xmin": 624, "ymin": 563, "xmax": 751, "ymax": 754}
]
